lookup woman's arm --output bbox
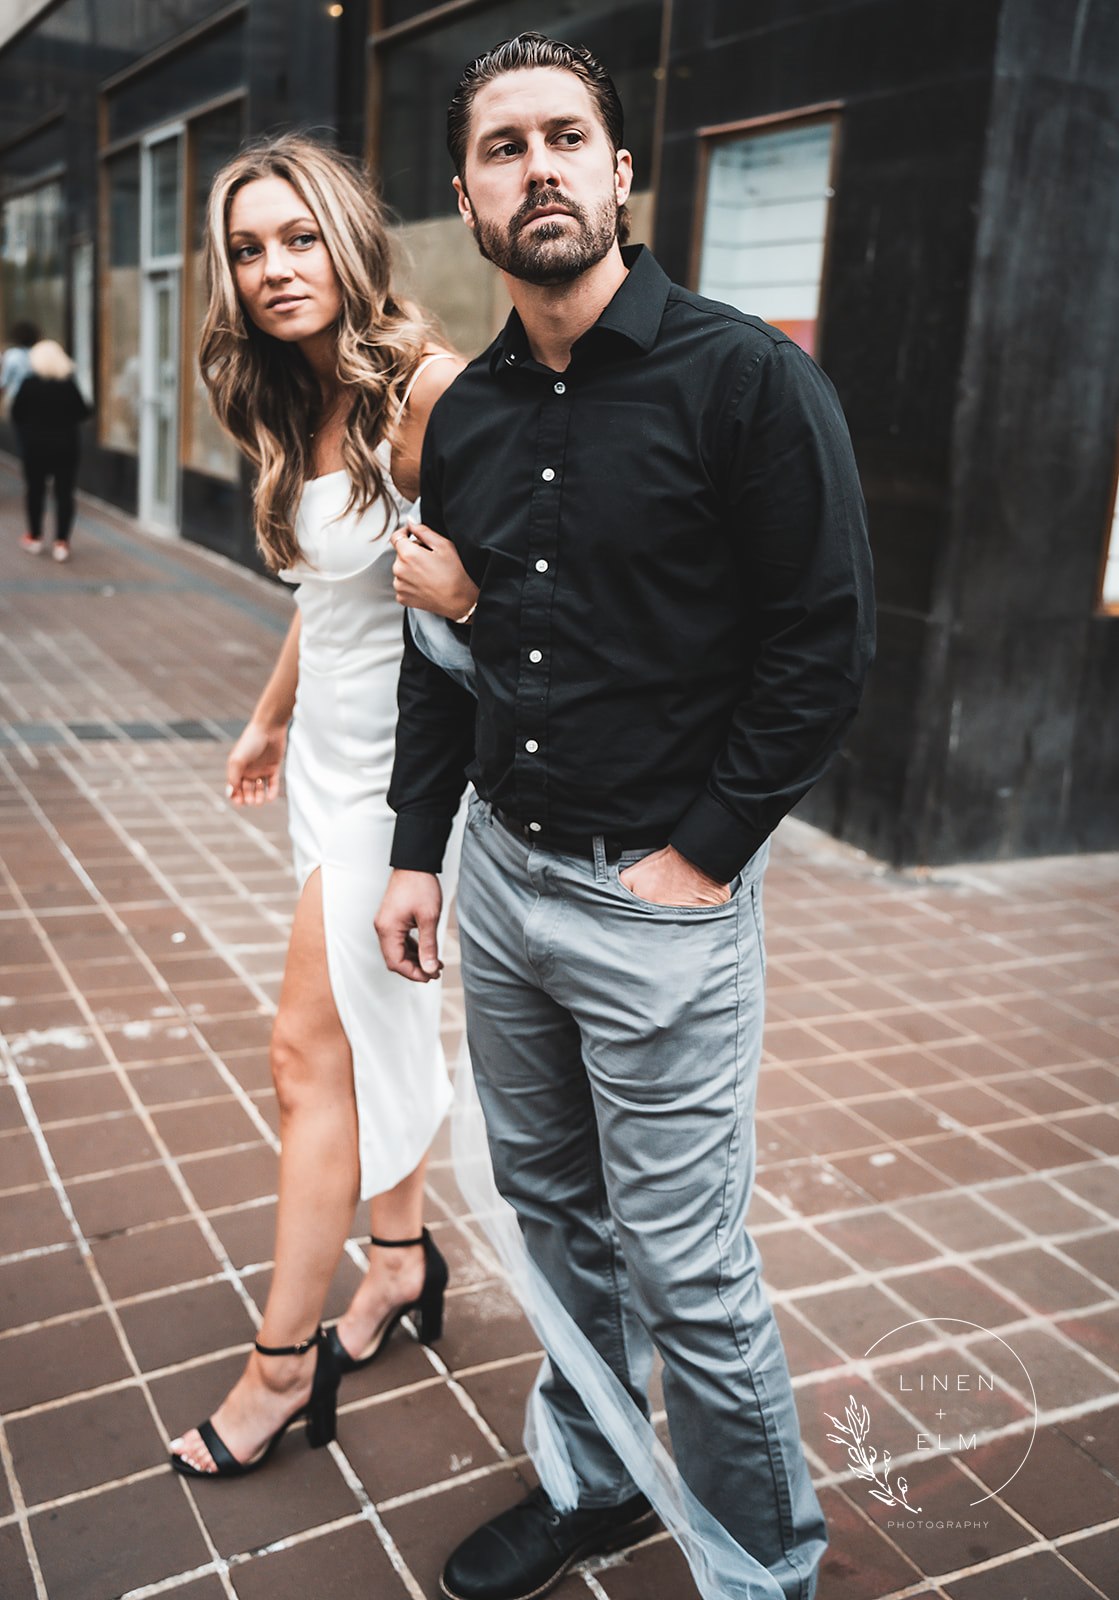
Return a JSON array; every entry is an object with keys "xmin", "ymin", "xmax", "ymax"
[
  {"xmin": 389, "ymin": 350, "xmax": 466, "ymax": 502},
  {"xmin": 226, "ymin": 611, "xmax": 301, "ymax": 806},
  {"xmin": 388, "ymin": 351, "xmax": 480, "ymax": 620}
]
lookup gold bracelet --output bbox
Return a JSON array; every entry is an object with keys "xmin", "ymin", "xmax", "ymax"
[{"xmin": 455, "ymin": 601, "xmax": 478, "ymax": 625}]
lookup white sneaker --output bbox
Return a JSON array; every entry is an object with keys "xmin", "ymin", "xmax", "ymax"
[
  {"xmin": 51, "ymin": 543, "xmax": 71, "ymax": 563},
  {"xmin": 20, "ymin": 534, "xmax": 43, "ymax": 554}
]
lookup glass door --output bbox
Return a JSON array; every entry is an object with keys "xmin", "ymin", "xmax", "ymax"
[
  {"xmin": 141, "ymin": 271, "xmax": 180, "ymax": 530},
  {"xmin": 139, "ymin": 127, "xmax": 183, "ymax": 534}
]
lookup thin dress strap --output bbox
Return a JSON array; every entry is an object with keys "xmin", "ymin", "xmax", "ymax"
[{"xmin": 394, "ymin": 350, "xmax": 458, "ymax": 422}]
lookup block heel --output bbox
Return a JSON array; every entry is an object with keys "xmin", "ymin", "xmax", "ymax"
[
  {"xmin": 170, "ymin": 1327, "xmax": 339, "ymax": 1479},
  {"xmin": 327, "ymin": 1227, "xmax": 448, "ymax": 1373}
]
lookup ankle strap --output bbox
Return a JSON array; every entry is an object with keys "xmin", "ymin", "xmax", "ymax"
[
  {"xmin": 368, "ymin": 1230, "xmax": 426, "ymax": 1248},
  {"xmin": 254, "ymin": 1327, "xmax": 321, "ymax": 1357}
]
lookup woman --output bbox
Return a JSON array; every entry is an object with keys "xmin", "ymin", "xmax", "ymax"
[
  {"xmin": 170, "ymin": 135, "xmax": 478, "ymax": 1478},
  {"xmin": 11, "ymin": 337, "xmax": 91, "ymax": 562}
]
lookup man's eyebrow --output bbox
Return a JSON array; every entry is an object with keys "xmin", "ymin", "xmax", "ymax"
[
  {"xmin": 228, "ymin": 215, "xmax": 318, "ymax": 240},
  {"xmin": 476, "ymin": 113, "xmax": 591, "ymax": 144}
]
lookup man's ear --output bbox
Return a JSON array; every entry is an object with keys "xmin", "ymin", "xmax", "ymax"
[
  {"xmin": 453, "ymin": 175, "xmax": 475, "ymax": 232},
  {"xmin": 614, "ymin": 149, "xmax": 634, "ymax": 208}
]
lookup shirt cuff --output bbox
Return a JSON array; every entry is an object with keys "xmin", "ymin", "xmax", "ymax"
[
  {"xmin": 669, "ymin": 791, "xmax": 769, "ymax": 886},
  {"xmin": 390, "ymin": 812, "xmax": 454, "ymax": 875}
]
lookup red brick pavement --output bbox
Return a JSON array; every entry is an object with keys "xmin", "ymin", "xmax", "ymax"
[{"xmin": 1, "ymin": 458, "xmax": 1117, "ymax": 1599}]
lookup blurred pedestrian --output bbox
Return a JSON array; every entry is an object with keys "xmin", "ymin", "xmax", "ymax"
[
  {"xmin": 12, "ymin": 338, "xmax": 92, "ymax": 563},
  {"xmin": 168, "ymin": 135, "xmax": 476, "ymax": 1480}
]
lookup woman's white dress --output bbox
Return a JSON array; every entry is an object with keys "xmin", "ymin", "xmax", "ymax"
[{"xmin": 279, "ymin": 369, "xmax": 462, "ymax": 1199}]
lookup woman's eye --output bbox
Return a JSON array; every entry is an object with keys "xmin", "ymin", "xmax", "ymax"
[
  {"xmin": 232, "ymin": 244, "xmax": 259, "ymax": 263},
  {"xmin": 290, "ymin": 233, "xmax": 317, "ymax": 248}
]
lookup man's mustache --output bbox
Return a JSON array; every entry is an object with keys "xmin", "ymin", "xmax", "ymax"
[{"xmin": 511, "ymin": 190, "xmax": 585, "ymax": 232}]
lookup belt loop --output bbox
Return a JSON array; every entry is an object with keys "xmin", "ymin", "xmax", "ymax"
[{"xmin": 592, "ymin": 834, "xmax": 608, "ymax": 882}]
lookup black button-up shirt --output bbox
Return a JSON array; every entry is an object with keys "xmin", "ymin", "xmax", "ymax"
[{"xmin": 389, "ymin": 246, "xmax": 874, "ymax": 883}]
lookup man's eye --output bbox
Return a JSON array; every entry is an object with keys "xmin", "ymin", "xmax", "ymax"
[
  {"xmin": 491, "ymin": 143, "xmax": 520, "ymax": 159},
  {"xmin": 557, "ymin": 132, "xmax": 583, "ymax": 146}
]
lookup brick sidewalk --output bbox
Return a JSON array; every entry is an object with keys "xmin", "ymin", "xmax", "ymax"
[{"xmin": 1, "ymin": 458, "xmax": 1117, "ymax": 1600}]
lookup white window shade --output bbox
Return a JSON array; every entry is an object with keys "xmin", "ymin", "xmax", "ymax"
[
  {"xmin": 1103, "ymin": 488, "xmax": 1119, "ymax": 608},
  {"xmin": 698, "ymin": 121, "xmax": 835, "ymax": 357}
]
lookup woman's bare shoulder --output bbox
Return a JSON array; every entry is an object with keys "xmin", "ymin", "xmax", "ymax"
[{"xmin": 407, "ymin": 346, "xmax": 468, "ymax": 417}]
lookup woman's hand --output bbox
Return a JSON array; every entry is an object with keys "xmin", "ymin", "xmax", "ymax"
[
  {"xmin": 226, "ymin": 719, "xmax": 287, "ymax": 806},
  {"xmin": 392, "ymin": 522, "xmax": 479, "ymax": 621}
]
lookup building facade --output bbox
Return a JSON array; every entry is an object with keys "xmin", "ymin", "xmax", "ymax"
[{"xmin": 2, "ymin": 0, "xmax": 1117, "ymax": 865}]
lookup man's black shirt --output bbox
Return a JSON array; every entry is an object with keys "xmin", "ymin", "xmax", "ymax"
[{"xmin": 388, "ymin": 246, "xmax": 874, "ymax": 883}]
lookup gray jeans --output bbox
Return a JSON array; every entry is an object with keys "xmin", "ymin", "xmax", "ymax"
[{"xmin": 456, "ymin": 794, "xmax": 826, "ymax": 1600}]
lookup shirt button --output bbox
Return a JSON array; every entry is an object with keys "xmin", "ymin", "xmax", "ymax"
[
  {"xmin": 529, "ymin": 649, "xmax": 543, "ymax": 663},
  {"xmin": 529, "ymin": 821, "xmax": 542, "ymax": 832},
  {"xmin": 553, "ymin": 382, "xmax": 566, "ymax": 395},
  {"xmin": 541, "ymin": 467, "xmax": 556, "ymax": 481},
  {"xmin": 524, "ymin": 739, "xmax": 539, "ymax": 753},
  {"xmin": 535, "ymin": 558, "xmax": 549, "ymax": 572}
]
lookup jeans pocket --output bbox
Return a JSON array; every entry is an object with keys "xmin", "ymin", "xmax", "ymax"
[
  {"xmin": 612, "ymin": 862, "xmax": 742, "ymax": 916},
  {"xmin": 749, "ymin": 882, "xmax": 766, "ymax": 975}
]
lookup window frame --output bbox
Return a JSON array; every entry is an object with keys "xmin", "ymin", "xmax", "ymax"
[
  {"xmin": 688, "ymin": 102, "xmax": 843, "ymax": 360},
  {"xmin": 96, "ymin": 82, "xmax": 246, "ymax": 467}
]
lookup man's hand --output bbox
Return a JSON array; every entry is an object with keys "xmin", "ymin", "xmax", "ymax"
[
  {"xmin": 375, "ymin": 869, "xmax": 444, "ymax": 982},
  {"xmin": 618, "ymin": 845, "xmax": 731, "ymax": 908}
]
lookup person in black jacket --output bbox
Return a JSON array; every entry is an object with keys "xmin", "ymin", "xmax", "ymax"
[{"xmin": 12, "ymin": 339, "xmax": 92, "ymax": 563}]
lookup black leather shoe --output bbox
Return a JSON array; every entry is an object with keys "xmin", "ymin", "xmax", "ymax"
[{"xmin": 439, "ymin": 1486, "xmax": 657, "ymax": 1600}]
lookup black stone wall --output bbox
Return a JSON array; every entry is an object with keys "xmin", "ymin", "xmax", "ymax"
[{"xmin": 657, "ymin": 0, "xmax": 1119, "ymax": 863}]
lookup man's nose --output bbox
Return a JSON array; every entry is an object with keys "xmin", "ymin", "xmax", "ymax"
[{"xmin": 524, "ymin": 136, "xmax": 561, "ymax": 193}]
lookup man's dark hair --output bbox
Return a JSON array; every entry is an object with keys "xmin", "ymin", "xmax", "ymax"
[
  {"xmin": 447, "ymin": 31, "xmax": 625, "ymax": 177},
  {"xmin": 8, "ymin": 320, "xmax": 39, "ymax": 348}
]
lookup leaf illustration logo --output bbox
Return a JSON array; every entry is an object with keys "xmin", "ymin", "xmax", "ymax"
[{"xmin": 825, "ymin": 1395, "xmax": 921, "ymax": 1513}]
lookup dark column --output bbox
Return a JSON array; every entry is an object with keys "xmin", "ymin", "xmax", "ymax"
[{"xmin": 907, "ymin": 0, "xmax": 1119, "ymax": 860}]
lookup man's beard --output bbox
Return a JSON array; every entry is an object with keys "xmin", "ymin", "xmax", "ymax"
[{"xmin": 470, "ymin": 187, "xmax": 620, "ymax": 286}]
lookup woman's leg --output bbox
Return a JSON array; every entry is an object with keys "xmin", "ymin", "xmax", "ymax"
[
  {"xmin": 172, "ymin": 868, "xmax": 358, "ymax": 1472},
  {"xmin": 23, "ymin": 449, "xmax": 46, "ymax": 544},
  {"xmin": 333, "ymin": 1156, "xmax": 430, "ymax": 1359},
  {"xmin": 53, "ymin": 450, "xmax": 77, "ymax": 544}
]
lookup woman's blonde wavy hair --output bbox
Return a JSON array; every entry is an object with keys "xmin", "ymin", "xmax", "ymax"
[{"xmin": 200, "ymin": 134, "xmax": 430, "ymax": 571}]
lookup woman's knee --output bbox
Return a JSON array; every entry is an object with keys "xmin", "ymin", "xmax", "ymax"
[{"xmin": 269, "ymin": 1015, "xmax": 326, "ymax": 1116}]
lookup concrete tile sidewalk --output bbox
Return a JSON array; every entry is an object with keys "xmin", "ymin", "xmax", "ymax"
[{"xmin": 0, "ymin": 458, "xmax": 1117, "ymax": 1600}]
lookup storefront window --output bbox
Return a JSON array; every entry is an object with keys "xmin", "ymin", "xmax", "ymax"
[
  {"xmin": 185, "ymin": 101, "xmax": 243, "ymax": 482},
  {"xmin": 102, "ymin": 150, "xmax": 141, "ymax": 452},
  {"xmin": 697, "ymin": 119, "xmax": 836, "ymax": 358},
  {"xmin": 0, "ymin": 182, "xmax": 65, "ymax": 344},
  {"xmin": 377, "ymin": 0, "xmax": 661, "ymax": 356}
]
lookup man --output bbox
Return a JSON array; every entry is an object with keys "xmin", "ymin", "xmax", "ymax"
[{"xmin": 377, "ymin": 32, "xmax": 874, "ymax": 1600}]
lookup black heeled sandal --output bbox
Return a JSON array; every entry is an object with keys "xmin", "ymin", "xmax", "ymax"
[
  {"xmin": 327, "ymin": 1228, "xmax": 448, "ymax": 1375},
  {"xmin": 170, "ymin": 1326, "xmax": 338, "ymax": 1479}
]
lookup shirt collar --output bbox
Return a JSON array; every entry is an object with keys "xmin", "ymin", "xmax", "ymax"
[{"xmin": 489, "ymin": 245, "xmax": 671, "ymax": 373}]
